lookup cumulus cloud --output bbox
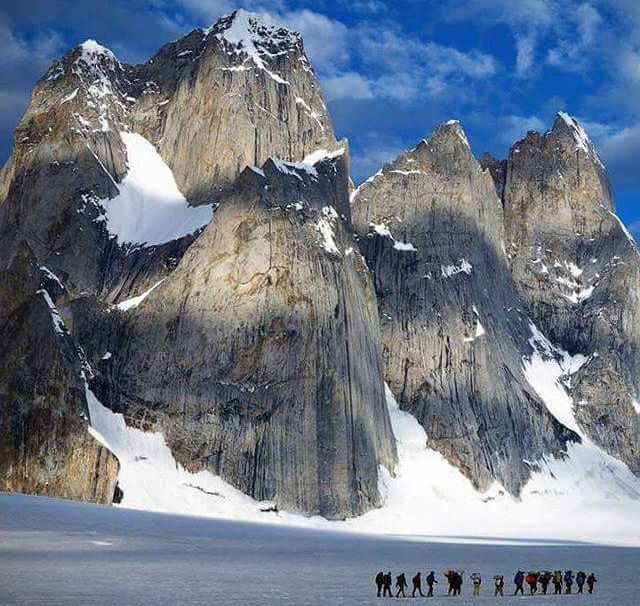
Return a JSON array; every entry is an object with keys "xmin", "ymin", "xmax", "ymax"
[
  {"xmin": 515, "ymin": 32, "xmax": 536, "ymax": 76},
  {"xmin": 546, "ymin": 3, "xmax": 601, "ymax": 71},
  {"xmin": 323, "ymin": 73, "xmax": 374, "ymax": 101},
  {"xmin": 350, "ymin": 135, "xmax": 407, "ymax": 182},
  {"xmin": 498, "ymin": 115, "xmax": 547, "ymax": 144},
  {"xmin": 446, "ymin": 0, "xmax": 608, "ymax": 77},
  {"xmin": 280, "ymin": 9, "xmax": 350, "ymax": 72},
  {"xmin": 329, "ymin": 27, "xmax": 498, "ymax": 102},
  {"xmin": 593, "ymin": 123, "xmax": 640, "ymax": 187}
]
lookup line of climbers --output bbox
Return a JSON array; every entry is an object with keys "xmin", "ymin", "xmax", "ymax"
[{"xmin": 375, "ymin": 569, "xmax": 598, "ymax": 597}]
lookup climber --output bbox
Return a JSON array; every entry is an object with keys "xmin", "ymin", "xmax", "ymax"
[
  {"xmin": 494, "ymin": 575, "xmax": 505, "ymax": 597},
  {"xmin": 412, "ymin": 572, "xmax": 424, "ymax": 597},
  {"xmin": 586, "ymin": 572, "xmax": 597, "ymax": 594},
  {"xmin": 576, "ymin": 570, "xmax": 587, "ymax": 594},
  {"xmin": 426, "ymin": 571, "xmax": 437, "ymax": 597},
  {"xmin": 513, "ymin": 570, "xmax": 525, "ymax": 595},
  {"xmin": 539, "ymin": 570, "xmax": 551, "ymax": 595},
  {"xmin": 453, "ymin": 571, "xmax": 463, "ymax": 596},
  {"xmin": 383, "ymin": 572, "xmax": 393, "ymax": 597},
  {"xmin": 375, "ymin": 571, "xmax": 384, "ymax": 597},
  {"xmin": 525, "ymin": 571, "xmax": 539, "ymax": 595},
  {"xmin": 564, "ymin": 570, "xmax": 574, "ymax": 594},
  {"xmin": 553, "ymin": 570, "xmax": 563, "ymax": 594},
  {"xmin": 396, "ymin": 572, "xmax": 408, "ymax": 598},
  {"xmin": 471, "ymin": 572, "xmax": 482, "ymax": 596},
  {"xmin": 444, "ymin": 570, "xmax": 455, "ymax": 595}
]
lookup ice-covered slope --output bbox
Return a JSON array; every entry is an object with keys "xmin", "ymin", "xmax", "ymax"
[
  {"xmin": 102, "ymin": 133, "xmax": 212, "ymax": 246},
  {"xmin": 87, "ymin": 324, "xmax": 640, "ymax": 546}
]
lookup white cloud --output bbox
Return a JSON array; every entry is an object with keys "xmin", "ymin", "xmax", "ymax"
[
  {"xmin": 280, "ymin": 9, "xmax": 350, "ymax": 72},
  {"xmin": 351, "ymin": 137, "xmax": 407, "ymax": 182},
  {"xmin": 358, "ymin": 29, "xmax": 497, "ymax": 80},
  {"xmin": 594, "ymin": 123, "xmax": 640, "ymax": 185},
  {"xmin": 557, "ymin": 117, "xmax": 640, "ymax": 187},
  {"xmin": 546, "ymin": 3, "xmax": 601, "ymax": 71},
  {"xmin": 323, "ymin": 72, "xmax": 374, "ymax": 101},
  {"xmin": 515, "ymin": 32, "xmax": 536, "ymax": 76},
  {"xmin": 0, "ymin": 23, "xmax": 67, "ymax": 152},
  {"xmin": 0, "ymin": 23, "xmax": 65, "ymax": 67},
  {"xmin": 499, "ymin": 115, "xmax": 547, "ymax": 144}
]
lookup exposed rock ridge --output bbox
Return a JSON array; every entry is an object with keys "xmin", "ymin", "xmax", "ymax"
[
  {"xmin": 352, "ymin": 121, "xmax": 577, "ymax": 494},
  {"xmin": 100, "ymin": 149, "xmax": 396, "ymax": 518},
  {"xmin": 0, "ymin": 244, "xmax": 119, "ymax": 502},
  {"xmin": 490, "ymin": 112, "xmax": 639, "ymax": 474}
]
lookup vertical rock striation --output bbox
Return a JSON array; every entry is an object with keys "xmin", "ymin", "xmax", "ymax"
[
  {"xmin": 497, "ymin": 113, "xmax": 640, "ymax": 472},
  {"xmin": 0, "ymin": 245, "xmax": 118, "ymax": 502},
  {"xmin": 106, "ymin": 150, "xmax": 396, "ymax": 518},
  {"xmin": 352, "ymin": 121, "xmax": 575, "ymax": 493}
]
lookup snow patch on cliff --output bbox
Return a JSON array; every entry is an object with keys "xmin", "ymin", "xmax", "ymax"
[
  {"xmin": 37, "ymin": 289, "xmax": 66, "ymax": 336},
  {"xmin": 315, "ymin": 206, "xmax": 340, "ymax": 255},
  {"xmin": 116, "ymin": 278, "xmax": 166, "ymax": 311},
  {"xmin": 85, "ymin": 387, "xmax": 279, "ymax": 520},
  {"xmin": 441, "ymin": 258, "xmax": 473, "ymax": 277},
  {"xmin": 348, "ymin": 384, "xmax": 640, "ymax": 546},
  {"xmin": 368, "ymin": 222, "xmax": 417, "ymax": 252},
  {"xmin": 102, "ymin": 133, "xmax": 212, "ymax": 247},
  {"xmin": 556, "ymin": 112, "xmax": 604, "ymax": 169},
  {"xmin": 523, "ymin": 322, "xmax": 588, "ymax": 435}
]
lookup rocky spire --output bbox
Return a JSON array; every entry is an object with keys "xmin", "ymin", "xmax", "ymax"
[
  {"xmin": 497, "ymin": 112, "xmax": 640, "ymax": 476},
  {"xmin": 352, "ymin": 120, "xmax": 575, "ymax": 494}
]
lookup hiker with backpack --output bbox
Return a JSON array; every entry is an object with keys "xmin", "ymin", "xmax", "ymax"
[
  {"xmin": 539, "ymin": 571, "xmax": 552, "ymax": 594},
  {"xmin": 426, "ymin": 571, "xmax": 437, "ymax": 597},
  {"xmin": 395, "ymin": 572, "xmax": 408, "ymax": 598},
  {"xmin": 453, "ymin": 571, "xmax": 463, "ymax": 596},
  {"xmin": 576, "ymin": 570, "xmax": 587, "ymax": 594},
  {"xmin": 383, "ymin": 572, "xmax": 393, "ymax": 597},
  {"xmin": 525, "ymin": 571, "xmax": 539, "ymax": 595},
  {"xmin": 513, "ymin": 570, "xmax": 525, "ymax": 595},
  {"xmin": 444, "ymin": 570, "xmax": 456, "ymax": 595},
  {"xmin": 564, "ymin": 570, "xmax": 574, "ymax": 594},
  {"xmin": 470, "ymin": 573, "xmax": 481, "ymax": 596},
  {"xmin": 494, "ymin": 575, "xmax": 505, "ymax": 597},
  {"xmin": 412, "ymin": 572, "xmax": 424, "ymax": 597},
  {"xmin": 586, "ymin": 572, "xmax": 597, "ymax": 594},
  {"xmin": 375, "ymin": 571, "xmax": 384, "ymax": 597},
  {"xmin": 553, "ymin": 570, "xmax": 563, "ymax": 594}
]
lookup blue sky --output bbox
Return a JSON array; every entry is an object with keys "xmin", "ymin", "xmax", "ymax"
[{"xmin": 1, "ymin": 0, "xmax": 639, "ymax": 231}]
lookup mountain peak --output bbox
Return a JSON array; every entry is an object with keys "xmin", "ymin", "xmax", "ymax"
[
  {"xmin": 75, "ymin": 39, "xmax": 120, "ymax": 69},
  {"xmin": 431, "ymin": 119, "xmax": 472, "ymax": 152},
  {"xmin": 204, "ymin": 9, "xmax": 301, "ymax": 58},
  {"xmin": 552, "ymin": 111, "xmax": 603, "ymax": 168}
]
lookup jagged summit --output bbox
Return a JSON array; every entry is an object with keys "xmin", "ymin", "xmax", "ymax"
[
  {"xmin": 205, "ymin": 9, "xmax": 300, "ymax": 46},
  {"xmin": 75, "ymin": 39, "xmax": 120, "ymax": 66},
  {"xmin": 552, "ymin": 111, "xmax": 604, "ymax": 168},
  {"xmin": 203, "ymin": 9, "xmax": 304, "ymax": 76}
]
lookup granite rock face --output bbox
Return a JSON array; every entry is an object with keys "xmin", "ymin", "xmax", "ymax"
[
  {"xmin": 0, "ymin": 10, "xmax": 363, "ymax": 514},
  {"xmin": 0, "ymin": 10, "xmax": 334, "ymax": 302},
  {"xmin": 351, "ymin": 121, "xmax": 576, "ymax": 493},
  {"xmin": 129, "ymin": 10, "xmax": 336, "ymax": 203},
  {"xmin": 1, "ymin": 8, "xmax": 638, "ymax": 517},
  {"xmin": 0, "ymin": 245, "xmax": 118, "ymax": 502},
  {"xmin": 496, "ymin": 113, "xmax": 640, "ymax": 473},
  {"xmin": 105, "ymin": 151, "xmax": 396, "ymax": 518}
]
